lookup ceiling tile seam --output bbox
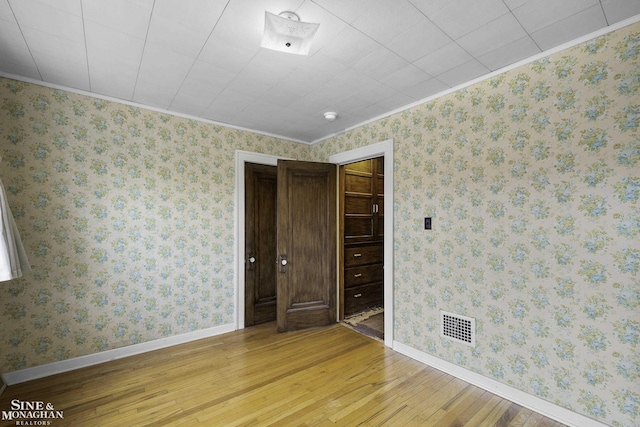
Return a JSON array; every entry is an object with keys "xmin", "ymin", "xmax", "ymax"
[
  {"xmin": 392, "ymin": 64, "xmax": 437, "ymax": 95},
  {"xmin": 404, "ymin": 0, "xmax": 486, "ymax": 69},
  {"xmin": 308, "ymin": 0, "xmax": 417, "ymax": 67},
  {"xmin": 405, "ymin": 0, "xmax": 464, "ymax": 41},
  {"xmin": 6, "ymin": 0, "xmax": 42, "ymax": 80},
  {"xmin": 405, "ymin": 0, "xmax": 542, "ymax": 68},
  {"xmin": 132, "ymin": 0, "xmax": 157, "ymax": 102},
  {"xmin": 237, "ymin": 0, "xmax": 480, "ymax": 137},
  {"xmin": 465, "ymin": 12, "xmax": 547, "ymax": 69},
  {"xmin": 309, "ymin": 0, "xmax": 353, "ymax": 24},
  {"xmin": 457, "ymin": 10, "xmax": 529, "ymax": 57},
  {"xmin": 191, "ymin": 9, "xmax": 280, "ymax": 119},
  {"xmin": 167, "ymin": 0, "xmax": 233, "ymax": 113},
  {"xmin": 306, "ymin": 3, "xmax": 437, "ymax": 107},
  {"xmin": 306, "ymin": 0, "xmax": 450, "ymax": 105},
  {"xmin": 194, "ymin": 48, "xmax": 265, "ymax": 119},
  {"xmin": 598, "ymin": 0, "xmax": 610, "ymax": 26},
  {"xmin": 35, "ymin": 0, "xmax": 82, "ymax": 17},
  {"xmin": 529, "ymin": 4, "xmax": 609, "ymax": 43},
  {"xmin": 80, "ymin": 0, "xmax": 91, "ymax": 92},
  {"xmin": 500, "ymin": 5, "xmax": 543, "ymax": 52},
  {"xmin": 309, "ymin": 14, "xmax": 640, "ymax": 145}
]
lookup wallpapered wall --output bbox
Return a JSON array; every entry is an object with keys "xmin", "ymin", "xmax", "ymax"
[
  {"xmin": 0, "ymin": 81, "xmax": 312, "ymax": 369},
  {"xmin": 0, "ymin": 20, "xmax": 638, "ymax": 427},
  {"xmin": 315, "ymin": 23, "xmax": 639, "ymax": 426}
]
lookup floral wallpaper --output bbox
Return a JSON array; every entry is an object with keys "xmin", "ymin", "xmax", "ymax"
[
  {"xmin": 0, "ymin": 80, "xmax": 311, "ymax": 370},
  {"xmin": 315, "ymin": 23, "xmax": 639, "ymax": 427},
  {"xmin": 0, "ymin": 18, "xmax": 638, "ymax": 427}
]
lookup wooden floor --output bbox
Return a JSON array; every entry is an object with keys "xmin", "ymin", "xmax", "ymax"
[{"xmin": 0, "ymin": 323, "xmax": 566, "ymax": 426}]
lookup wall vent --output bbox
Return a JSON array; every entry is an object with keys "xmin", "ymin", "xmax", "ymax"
[{"xmin": 440, "ymin": 310, "xmax": 476, "ymax": 347}]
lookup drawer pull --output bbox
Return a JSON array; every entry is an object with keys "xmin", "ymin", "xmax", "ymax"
[
  {"xmin": 354, "ymin": 293, "xmax": 362, "ymax": 298},
  {"xmin": 354, "ymin": 273, "xmax": 362, "ymax": 278},
  {"xmin": 353, "ymin": 253, "xmax": 362, "ymax": 257}
]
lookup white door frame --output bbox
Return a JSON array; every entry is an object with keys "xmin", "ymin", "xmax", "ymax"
[
  {"xmin": 234, "ymin": 139, "xmax": 394, "ymax": 349},
  {"xmin": 329, "ymin": 139, "xmax": 394, "ymax": 348}
]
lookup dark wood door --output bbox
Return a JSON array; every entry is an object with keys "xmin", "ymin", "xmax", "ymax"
[
  {"xmin": 276, "ymin": 160, "xmax": 337, "ymax": 332},
  {"xmin": 245, "ymin": 163, "xmax": 277, "ymax": 326}
]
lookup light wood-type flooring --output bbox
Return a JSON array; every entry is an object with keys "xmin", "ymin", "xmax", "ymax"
[{"xmin": 0, "ymin": 322, "xmax": 567, "ymax": 426}]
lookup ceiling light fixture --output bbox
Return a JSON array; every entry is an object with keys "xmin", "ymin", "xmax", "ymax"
[
  {"xmin": 260, "ymin": 11, "xmax": 319, "ymax": 55},
  {"xmin": 324, "ymin": 112, "xmax": 337, "ymax": 121}
]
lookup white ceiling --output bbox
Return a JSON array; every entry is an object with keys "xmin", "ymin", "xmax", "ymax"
[{"xmin": 0, "ymin": 0, "xmax": 638, "ymax": 143}]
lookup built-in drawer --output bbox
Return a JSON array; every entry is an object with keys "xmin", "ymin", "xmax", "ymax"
[
  {"xmin": 344, "ymin": 243, "xmax": 383, "ymax": 268},
  {"xmin": 344, "ymin": 264, "xmax": 383, "ymax": 288},
  {"xmin": 344, "ymin": 283, "xmax": 383, "ymax": 315}
]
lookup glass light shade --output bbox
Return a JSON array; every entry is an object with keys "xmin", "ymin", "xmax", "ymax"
[{"xmin": 261, "ymin": 11, "xmax": 319, "ymax": 55}]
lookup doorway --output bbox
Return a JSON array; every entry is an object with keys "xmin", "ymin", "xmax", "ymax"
[
  {"xmin": 340, "ymin": 156, "xmax": 385, "ymax": 340},
  {"xmin": 235, "ymin": 140, "xmax": 394, "ymax": 347},
  {"xmin": 241, "ymin": 157, "xmax": 337, "ymax": 331},
  {"xmin": 329, "ymin": 140, "xmax": 394, "ymax": 348}
]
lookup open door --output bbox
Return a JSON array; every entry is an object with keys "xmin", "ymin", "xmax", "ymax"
[{"xmin": 276, "ymin": 160, "xmax": 337, "ymax": 332}]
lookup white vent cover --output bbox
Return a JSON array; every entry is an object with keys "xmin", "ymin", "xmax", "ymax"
[{"xmin": 440, "ymin": 310, "xmax": 476, "ymax": 347}]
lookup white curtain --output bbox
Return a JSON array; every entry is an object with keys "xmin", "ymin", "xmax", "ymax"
[{"xmin": 0, "ymin": 157, "xmax": 31, "ymax": 282}]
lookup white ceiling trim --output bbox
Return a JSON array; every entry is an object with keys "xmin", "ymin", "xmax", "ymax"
[
  {"xmin": 0, "ymin": 69, "xmax": 310, "ymax": 145},
  {"xmin": 1, "ymin": 14, "xmax": 638, "ymax": 147},
  {"xmin": 310, "ymin": 14, "xmax": 640, "ymax": 144}
]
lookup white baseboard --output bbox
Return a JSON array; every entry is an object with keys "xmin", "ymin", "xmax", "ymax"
[
  {"xmin": 1, "ymin": 323, "xmax": 235, "ymax": 385},
  {"xmin": 393, "ymin": 341, "xmax": 608, "ymax": 427}
]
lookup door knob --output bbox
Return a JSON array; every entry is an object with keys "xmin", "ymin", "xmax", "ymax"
[
  {"xmin": 248, "ymin": 254, "xmax": 256, "ymax": 271},
  {"xmin": 278, "ymin": 255, "xmax": 288, "ymax": 273},
  {"xmin": 249, "ymin": 256, "xmax": 256, "ymax": 263}
]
